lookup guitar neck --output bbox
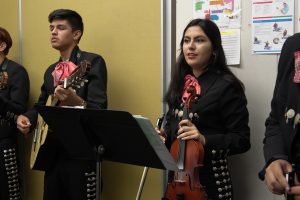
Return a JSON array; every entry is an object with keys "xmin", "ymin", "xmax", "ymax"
[{"xmin": 48, "ymin": 60, "xmax": 90, "ymax": 107}]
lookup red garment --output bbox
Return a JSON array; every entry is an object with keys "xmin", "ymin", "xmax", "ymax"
[
  {"xmin": 52, "ymin": 61, "xmax": 77, "ymax": 86},
  {"xmin": 294, "ymin": 51, "xmax": 300, "ymax": 83},
  {"xmin": 182, "ymin": 74, "xmax": 201, "ymax": 103}
]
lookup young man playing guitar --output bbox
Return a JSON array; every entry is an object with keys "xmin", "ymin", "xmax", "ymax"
[
  {"xmin": 17, "ymin": 9, "xmax": 107, "ymax": 200},
  {"xmin": 0, "ymin": 26, "xmax": 30, "ymax": 200}
]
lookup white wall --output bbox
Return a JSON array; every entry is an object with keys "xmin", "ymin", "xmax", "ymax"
[{"xmin": 176, "ymin": 1, "xmax": 299, "ymax": 199}]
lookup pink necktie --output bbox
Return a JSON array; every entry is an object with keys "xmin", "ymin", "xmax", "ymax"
[
  {"xmin": 182, "ymin": 74, "xmax": 201, "ymax": 103},
  {"xmin": 52, "ymin": 61, "xmax": 77, "ymax": 87}
]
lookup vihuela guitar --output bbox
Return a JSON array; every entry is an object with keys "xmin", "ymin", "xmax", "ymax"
[{"xmin": 30, "ymin": 60, "xmax": 91, "ymax": 170}]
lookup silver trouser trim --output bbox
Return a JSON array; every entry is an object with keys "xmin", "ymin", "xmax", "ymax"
[
  {"xmin": 211, "ymin": 149, "xmax": 233, "ymax": 200},
  {"xmin": 3, "ymin": 148, "xmax": 20, "ymax": 200},
  {"xmin": 85, "ymin": 171, "xmax": 96, "ymax": 200}
]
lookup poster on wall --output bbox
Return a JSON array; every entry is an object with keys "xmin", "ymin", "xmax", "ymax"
[
  {"xmin": 221, "ymin": 29, "xmax": 240, "ymax": 65},
  {"xmin": 193, "ymin": 0, "xmax": 241, "ymax": 28},
  {"xmin": 193, "ymin": 0, "xmax": 242, "ymax": 65},
  {"xmin": 252, "ymin": 0, "xmax": 294, "ymax": 54}
]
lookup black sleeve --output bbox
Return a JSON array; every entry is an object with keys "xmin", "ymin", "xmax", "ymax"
[
  {"xmin": 262, "ymin": 36, "xmax": 294, "ymax": 165},
  {"xmin": 85, "ymin": 56, "xmax": 107, "ymax": 109},
  {"xmin": 24, "ymin": 70, "xmax": 51, "ymax": 127},
  {"xmin": 205, "ymin": 83, "xmax": 251, "ymax": 155},
  {"xmin": 257, "ymin": 35, "xmax": 298, "ymax": 181},
  {"xmin": 0, "ymin": 65, "xmax": 30, "ymax": 120}
]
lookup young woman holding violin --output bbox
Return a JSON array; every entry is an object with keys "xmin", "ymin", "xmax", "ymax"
[{"xmin": 160, "ymin": 19, "xmax": 250, "ymax": 200}]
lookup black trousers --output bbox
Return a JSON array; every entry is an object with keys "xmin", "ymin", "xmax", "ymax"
[
  {"xmin": 43, "ymin": 159, "xmax": 96, "ymax": 200},
  {"xmin": 0, "ymin": 137, "xmax": 21, "ymax": 200}
]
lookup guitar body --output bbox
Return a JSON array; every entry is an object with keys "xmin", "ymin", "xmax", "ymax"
[
  {"xmin": 30, "ymin": 96, "xmax": 56, "ymax": 170},
  {"xmin": 30, "ymin": 130, "xmax": 58, "ymax": 171}
]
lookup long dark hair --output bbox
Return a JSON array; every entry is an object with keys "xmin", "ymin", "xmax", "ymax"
[{"xmin": 165, "ymin": 18, "xmax": 244, "ymax": 106}]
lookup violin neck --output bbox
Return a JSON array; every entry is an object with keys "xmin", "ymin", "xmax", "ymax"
[
  {"xmin": 182, "ymin": 106, "xmax": 189, "ymax": 120},
  {"xmin": 177, "ymin": 139, "xmax": 186, "ymax": 170},
  {"xmin": 177, "ymin": 106, "xmax": 189, "ymax": 170}
]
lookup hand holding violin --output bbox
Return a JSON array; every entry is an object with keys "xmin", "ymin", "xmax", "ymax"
[
  {"xmin": 265, "ymin": 160, "xmax": 292, "ymax": 195},
  {"xmin": 155, "ymin": 127, "xmax": 166, "ymax": 143},
  {"xmin": 177, "ymin": 119, "xmax": 206, "ymax": 145}
]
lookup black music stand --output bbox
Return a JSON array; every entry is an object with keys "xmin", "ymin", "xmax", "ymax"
[{"xmin": 35, "ymin": 105, "xmax": 177, "ymax": 200}]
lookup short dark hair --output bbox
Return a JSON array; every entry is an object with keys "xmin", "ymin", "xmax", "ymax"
[
  {"xmin": 0, "ymin": 27, "xmax": 12, "ymax": 55},
  {"xmin": 48, "ymin": 9, "xmax": 84, "ymax": 42}
]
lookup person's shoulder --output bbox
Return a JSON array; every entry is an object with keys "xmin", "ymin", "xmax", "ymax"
[
  {"xmin": 45, "ymin": 61, "xmax": 59, "ymax": 75},
  {"xmin": 279, "ymin": 33, "xmax": 300, "ymax": 60},
  {"xmin": 6, "ymin": 59, "xmax": 28, "ymax": 73},
  {"xmin": 213, "ymin": 70, "xmax": 244, "ymax": 92},
  {"xmin": 7, "ymin": 59, "xmax": 22, "ymax": 69},
  {"xmin": 81, "ymin": 51, "xmax": 105, "ymax": 62},
  {"xmin": 289, "ymin": 32, "xmax": 300, "ymax": 40},
  {"xmin": 211, "ymin": 70, "xmax": 232, "ymax": 84},
  {"xmin": 284, "ymin": 33, "xmax": 300, "ymax": 46}
]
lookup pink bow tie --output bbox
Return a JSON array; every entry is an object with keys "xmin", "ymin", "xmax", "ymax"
[
  {"xmin": 182, "ymin": 74, "xmax": 201, "ymax": 103},
  {"xmin": 52, "ymin": 61, "xmax": 77, "ymax": 87}
]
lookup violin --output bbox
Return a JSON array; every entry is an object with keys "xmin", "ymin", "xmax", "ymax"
[{"xmin": 163, "ymin": 86, "xmax": 207, "ymax": 200}]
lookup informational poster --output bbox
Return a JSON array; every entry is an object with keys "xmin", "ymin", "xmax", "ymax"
[
  {"xmin": 193, "ymin": 0, "xmax": 241, "ymax": 65},
  {"xmin": 221, "ymin": 29, "xmax": 240, "ymax": 65},
  {"xmin": 252, "ymin": 0, "xmax": 294, "ymax": 54},
  {"xmin": 194, "ymin": 0, "xmax": 241, "ymax": 28}
]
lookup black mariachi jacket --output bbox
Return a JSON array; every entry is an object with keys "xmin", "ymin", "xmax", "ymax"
[
  {"xmin": 0, "ymin": 58, "xmax": 30, "ymax": 139},
  {"xmin": 164, "ymin": 68, "xmax": 250, "ymax": 199},
  {"xmin": 263, "ymin": 33, "xmax": 300, "ymax": 169},
  {"xmin": 22, "ymin": 46, "xmax": 107, "ymax": 165},
  {"xmin": 24, "ymin": 46, "xmax": 107, "ymax": 126}
]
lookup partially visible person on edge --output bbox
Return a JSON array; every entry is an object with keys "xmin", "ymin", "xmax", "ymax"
[
  {"xmin": 0, "ymin": 26, "xmax": 30, "ymax": 200},
  {"xmin": 159, "ymin": 18, "xmax": 250, "ymax": 200},
  {"xmin": 260, "ymin": 33, "xmax": 300, "ymax": 200},
  {"xmin": 17, "ymin": 9, "xmax": 107, "ymax": 200}
]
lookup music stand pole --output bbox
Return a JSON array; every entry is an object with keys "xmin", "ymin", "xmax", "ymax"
[
  {"xmin": 136, "ymin": 114, "xmax": 165, "ymax": 200},
  {"xmin": 96, "ymin": 145, "xmax": 105, "ymax": 200},
  {"xmin": 135, "ymin": 167, "xmax": 149, "ymax": 200}
]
